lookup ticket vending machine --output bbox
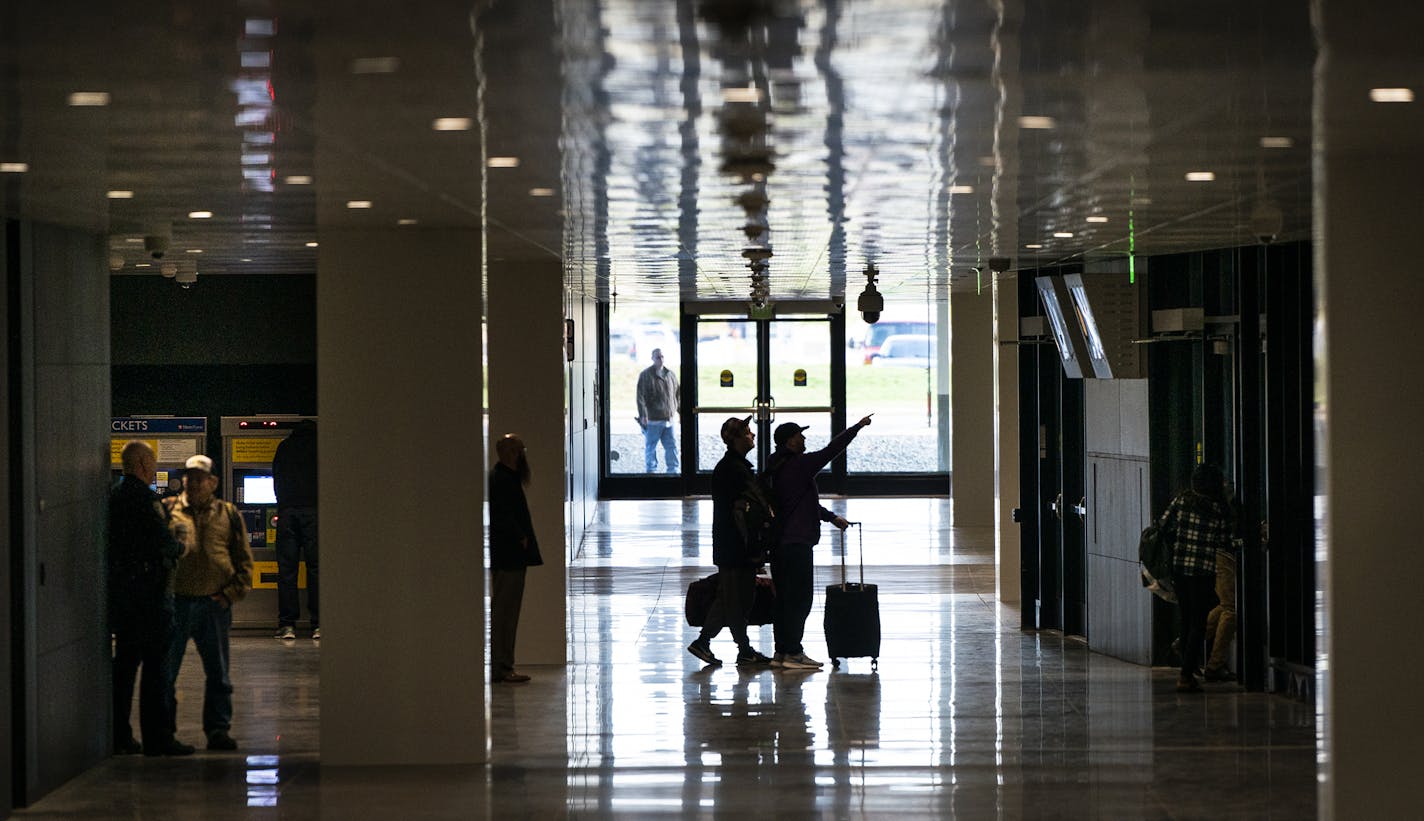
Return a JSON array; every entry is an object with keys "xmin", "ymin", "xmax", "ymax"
[
  {"xmin": 221, "ymin": 415, "xmax": 316, "ymax": 630},
  {"xmin": 109, "ymin": 416, "xmax": 207, "ymax": 496}
]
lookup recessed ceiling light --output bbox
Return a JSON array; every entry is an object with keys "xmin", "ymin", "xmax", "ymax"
[
  {"xmin": 1018, "ymin": 115, "xmax": 1056, "ymax": 129},
  {"xmin": 0, "ymin": 162, "xmax": 29, "ymax": 173},
  {"xmin": 135, "ymin": 263, "xmax": 151, "ymax": 268},
  {"xmin": 528, "ymin": 188, "xmax": 556, "ymax": 197},
  {"xmin": 67, "ymin": 91, "xmax": 111, "ymax": 107},
  {"xmin": 432, "ymin": 117, "xmax": 473, "ymax": 131},
  {"xmin": 1086, "ymin": 216, "xmax": 1109, "ymax": 223},
  {"xmin": 186, "ymin": 249, "xmax": 204, "ymax": 254},
  {"xmin": 188, "ymin": 210, "xmax": 214, "ymax": 219},
  {"xmin": 1025, "ymin": 243, "xmax": 1043, "ymax": 249},
  {"xmin": 1369, "ymin": 87, "xmax": 1414, "ymax": 103},
  {"xmin": 1185, "ymin": 171, "xmax": 1216, "ymax": 182},
  {"xmin": 346, "ymin": 200, "xmax": 373, "ymax": 209},
  {"xmin": 351, "ymin": 57, "xmax": 401, "ymax": 74},
  {"xmin": 486, "ymin": 156, "xmax": 520, "ymax": 168},
  {"xmin": 397, "ymin": 219, "xmax": 419, "ymax": 226},
  {"xmin": 305, "ymin": 241, "xmax": 319, "ymax": 248},
  {"xmin": 241, "ymin": 258, "xmax": 253, "ymax": 262},
  {"xmin": 1259, "ymin": 136, "xmax": 1294, "ymax": 149},
  {"xmin": 241, "ymin": 51, "xmax": 272, "ymax": 68},
  {"xmin": 125, "ymin": 237, "xmax": 143, "ymax": 243},
  {"xmin": 1053, "ymin": 232, "xmax": 1074, "ymax": 238},
  {"xmin": 284, "ymin": 175, "xmax": 313, "ymax": 185},
  {"xmin": 107, "ymin": 190, "xmax": 134, "ymax": 199},
  {"xmin": 245, "ymin": 18, "xmax": 275, "ymax": 37},
  {"xmin": 948, "ymin": 185, "xmax": 974, "ymax": 194}
]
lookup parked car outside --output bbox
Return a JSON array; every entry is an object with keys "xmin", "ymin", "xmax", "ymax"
[
  {"xmin": 861, "ymin": 321, "xmax": 931, "ymax": 363},
  {"xmin": 870, "ymin": 333, "xmax": 934, "ymax": 367},
  {"xmin": 609, "ymin": 328, "xmax": 637, "ymax": 360}
]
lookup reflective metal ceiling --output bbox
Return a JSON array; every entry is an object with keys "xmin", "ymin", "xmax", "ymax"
[{"xmin": 0, "ymin": 0, "xmax": 1316, "ymax": 303}]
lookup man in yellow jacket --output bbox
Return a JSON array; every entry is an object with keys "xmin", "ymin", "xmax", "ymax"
[{"xmin": 164, "ymin": 454, "xmax": 254, "ymax": 751}]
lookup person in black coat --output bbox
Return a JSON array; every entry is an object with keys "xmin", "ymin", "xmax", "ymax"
[
  {"xmin": 272, "ymin": 419, "xmax": 319, "ymax": 640},
  {"xmin": 488, "ymin": 434, "xmax": 544, "ymax": 684},
  {"xmin": 110, "ymin": 441, "xmax": 193, "ymax": 756},
  {"xmin": 686, "ymin": 416, "xmax": 773, "ymax": 667}
]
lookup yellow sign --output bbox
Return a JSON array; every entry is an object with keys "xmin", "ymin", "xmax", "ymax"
[
  {"xmin": 251, "ymin": 560, "xmax": 308, "ymax": 590},
  {"xmin": 793, "ymin": 368, "xmax": 808, "ymax": 386},
  {"xmin": 110, "ymin": 438, "xmax": 158, "ymax": 466},
  {"xmin": 720, "ymin": 369, "xmax": 734, "ymax": 387},
  {"xmin": 232, "ymin": 437, "xmax": 283, "ymax": 464}
]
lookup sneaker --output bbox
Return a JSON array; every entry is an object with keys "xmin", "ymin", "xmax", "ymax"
[
  {"xmin": 687, "ymin": 641, "xmax": 721, "ymax": 666},
  {"xmin": 275, "ymin": 626, "xmax": 296, "ymax": 640},
  {"xmin": 312, "ymin": 627, "xmax": 321, "ymax": 640},
  {"xmin": 143, "ymin": 738, "xmax": 195, "ymax": 757},
  {"xmin": 207, "ymin": 731, "xmax": 238, "ymax": 751},
  {"xmin": 770, "ymin": 653, "xmax": 787, "ymax": 668},
  {"xmin": 1176, "ymin": 675, "xmax": 1203, "ymax": 693},
  {"xmin": 735, "ymin": 649, "xmax": 773, "ymax": 667},
  {"xmin": 779, "ymin": 653, "xmax": 824, "ymax": 670},
  {"xmin": 1202, "ymin": 666, "xmax": 1233, "ymax": 683},
  {"xmin": 493, "ymin": 672, "xmax": 531, "ymax": 684}
]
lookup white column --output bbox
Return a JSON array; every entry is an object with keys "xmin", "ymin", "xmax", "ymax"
[
  {"xmin": 950, "ymin": 291, "xmax": 995, "ymax": 527},
  {"xmin": 1317, "ymin": 2, "xmax": 1424, "ymax": 815},
  {"xmin": 488, "ymin": 260, "xmax": 568, "ymax": 666},
  {"xmin": 993, "ymin": 277, "xmax": 1021, "ymax": 602},
  {"xmin": 318, "ymin": 228, "xmax": 487, "ymax": 766}
]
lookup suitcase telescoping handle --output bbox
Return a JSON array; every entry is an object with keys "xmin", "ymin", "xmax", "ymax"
[{"xmin": 838, "ymin": 521, "xmax": 864, "ymax": 590}]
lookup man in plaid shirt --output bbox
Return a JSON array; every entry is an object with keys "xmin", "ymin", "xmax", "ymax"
[{"xmin": 1160, "ymin": 463, "xmax": 1234, "ymax": 692}]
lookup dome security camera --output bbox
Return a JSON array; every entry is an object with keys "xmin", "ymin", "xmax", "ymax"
[
  {"xmin": 144, "ymin": 235, "xmax": 170, "ymax": 259},
  {"xmin": 857, "ymin": 263, "xmax": 884, "ymax": 323}
]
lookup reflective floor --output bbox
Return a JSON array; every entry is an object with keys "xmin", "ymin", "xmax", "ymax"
[{"xmin": 20, "ymin": 498, "xmax": 1316, "ymax": 819}]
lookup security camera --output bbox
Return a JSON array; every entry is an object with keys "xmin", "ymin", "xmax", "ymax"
[
  {"xmin": 143, "ymin": 235, "xmax": 170, "ymax": 259},
  {"xmin": 857, "ymin": 263, "xmax": 884, "ymax": 324},
  {"xmin": 1250, "ymin": 200, "xmax": 1283, "ymax": 245}
]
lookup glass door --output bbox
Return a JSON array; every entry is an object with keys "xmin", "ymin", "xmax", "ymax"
[{"xmin": 691, "ymin": 316, "xmax": 836, "ymax": 474}]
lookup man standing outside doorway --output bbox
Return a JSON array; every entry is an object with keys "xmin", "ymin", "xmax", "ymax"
[
  {"xmin": 636, "ymin": 348, "xmax": 680, "ymax": 474},
  {"xmin": 272, "ymin": 419, "xmax": 318, "ymax": 641}
]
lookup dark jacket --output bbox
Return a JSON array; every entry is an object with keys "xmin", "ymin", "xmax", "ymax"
[
  {"xmin": 764, "ymin": 421, "xmax": 868, "ymax": 546},
  {"xmin": 489, "ymin": 463, "xmax": 544, "ymax": 571},
  {"xmin": 711, "ymin": 450, "xmax": 759, "ymax": 567},
  {"xmin": 108, "ymin": 475, "xmax": 183, "ymax": 605},
  {"xmin": 272, "ymin": 422, "xmax": 318, "ymax": 507}
]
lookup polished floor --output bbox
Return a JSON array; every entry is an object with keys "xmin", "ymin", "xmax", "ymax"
[{"xmin": 19, "ymin": 499, "xmax": 1316, "ymax": 819}]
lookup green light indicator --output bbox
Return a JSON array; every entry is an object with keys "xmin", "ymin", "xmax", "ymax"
[{"xmin": 1128, "ymin": 175, "xmax": 1137, "ymax": 284}]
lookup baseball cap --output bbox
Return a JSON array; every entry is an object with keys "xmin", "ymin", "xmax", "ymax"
[
  {"xmin": 184, "ymin": 454, "xmax": 214, "ymax": 474},
  {"xmin": 720, "ymin": 415, "xmax": 753, "ymax": 445},
  {"xmin": 773, "ymin": 422, "xmax": 810, "ymax": 448}
]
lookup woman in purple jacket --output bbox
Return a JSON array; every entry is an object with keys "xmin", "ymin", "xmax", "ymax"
[{"xmin": 763, "ymin": 414, "xmax": 873, "ymax": 669}]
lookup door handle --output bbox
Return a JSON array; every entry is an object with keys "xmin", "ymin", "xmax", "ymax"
[
  {"xmin": 1049, "ymin": 492, "xmax": 1062, "ymax": 519},
  {"xmin": 1073, "ymin": 497, "xmax": 1087, "ymax": 520}
]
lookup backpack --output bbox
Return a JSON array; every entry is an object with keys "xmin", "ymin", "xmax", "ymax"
[
  {"xmin": 1139, "ymin": 517, "xmax": 1176, "ymax": 602},
  {"xmin": 733, "ymin": 476, "xmax": 780, "ymax": 563}
]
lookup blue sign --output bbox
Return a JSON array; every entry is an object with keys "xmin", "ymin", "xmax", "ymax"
[{"xmin": 111, "ymin": 417, "xmax": 207, "ymax": 434}]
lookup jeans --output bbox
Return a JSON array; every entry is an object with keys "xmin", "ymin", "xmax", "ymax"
[
  {"xmin": 167, "ymin": 595, "xmax": 234, "ymax": 736},
  {"xmin": 1174, "ymin": 572, "xmax": 1218, "ymax": 679},
  {"xmin": 276, "ymin": 506, "xmax": 319, "ymax": 628},
  {"xmin": 112, "ymin": 593, "xmax": 175, "ymax": 746},
  {"xmin": 643, "ymin": 420, "xmax": 678, "ymax": 473},
  {"xmin": 771, "ymin": 543, "xmax": 815, "ymax": 656},
  {"xmin": 1205, "ymin": 551, "xmax": 1238, "ymax": 672},
  {"xmin": 490, "ymin": 567, "xmax": 526, "ymax": 679}
]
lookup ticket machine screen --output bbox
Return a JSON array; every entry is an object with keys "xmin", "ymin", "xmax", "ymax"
[{"xmin": 242, "ymin": 475, "xmax": 277, "ymax": 505}]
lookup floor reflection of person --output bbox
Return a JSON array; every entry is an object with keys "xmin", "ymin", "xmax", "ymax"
[{"xmin": 635, "ymin": 348, "xmax": 680, "ymax": 474}]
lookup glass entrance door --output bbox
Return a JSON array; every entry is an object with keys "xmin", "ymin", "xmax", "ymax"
[{"xmin": 692, "ymin": 315, "xmax": 837, "ymax": 477}]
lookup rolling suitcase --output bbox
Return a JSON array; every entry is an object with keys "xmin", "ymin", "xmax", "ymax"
[{"xmin": 823, "ymin": 522, "xmax": 880, "ymax": 669}]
